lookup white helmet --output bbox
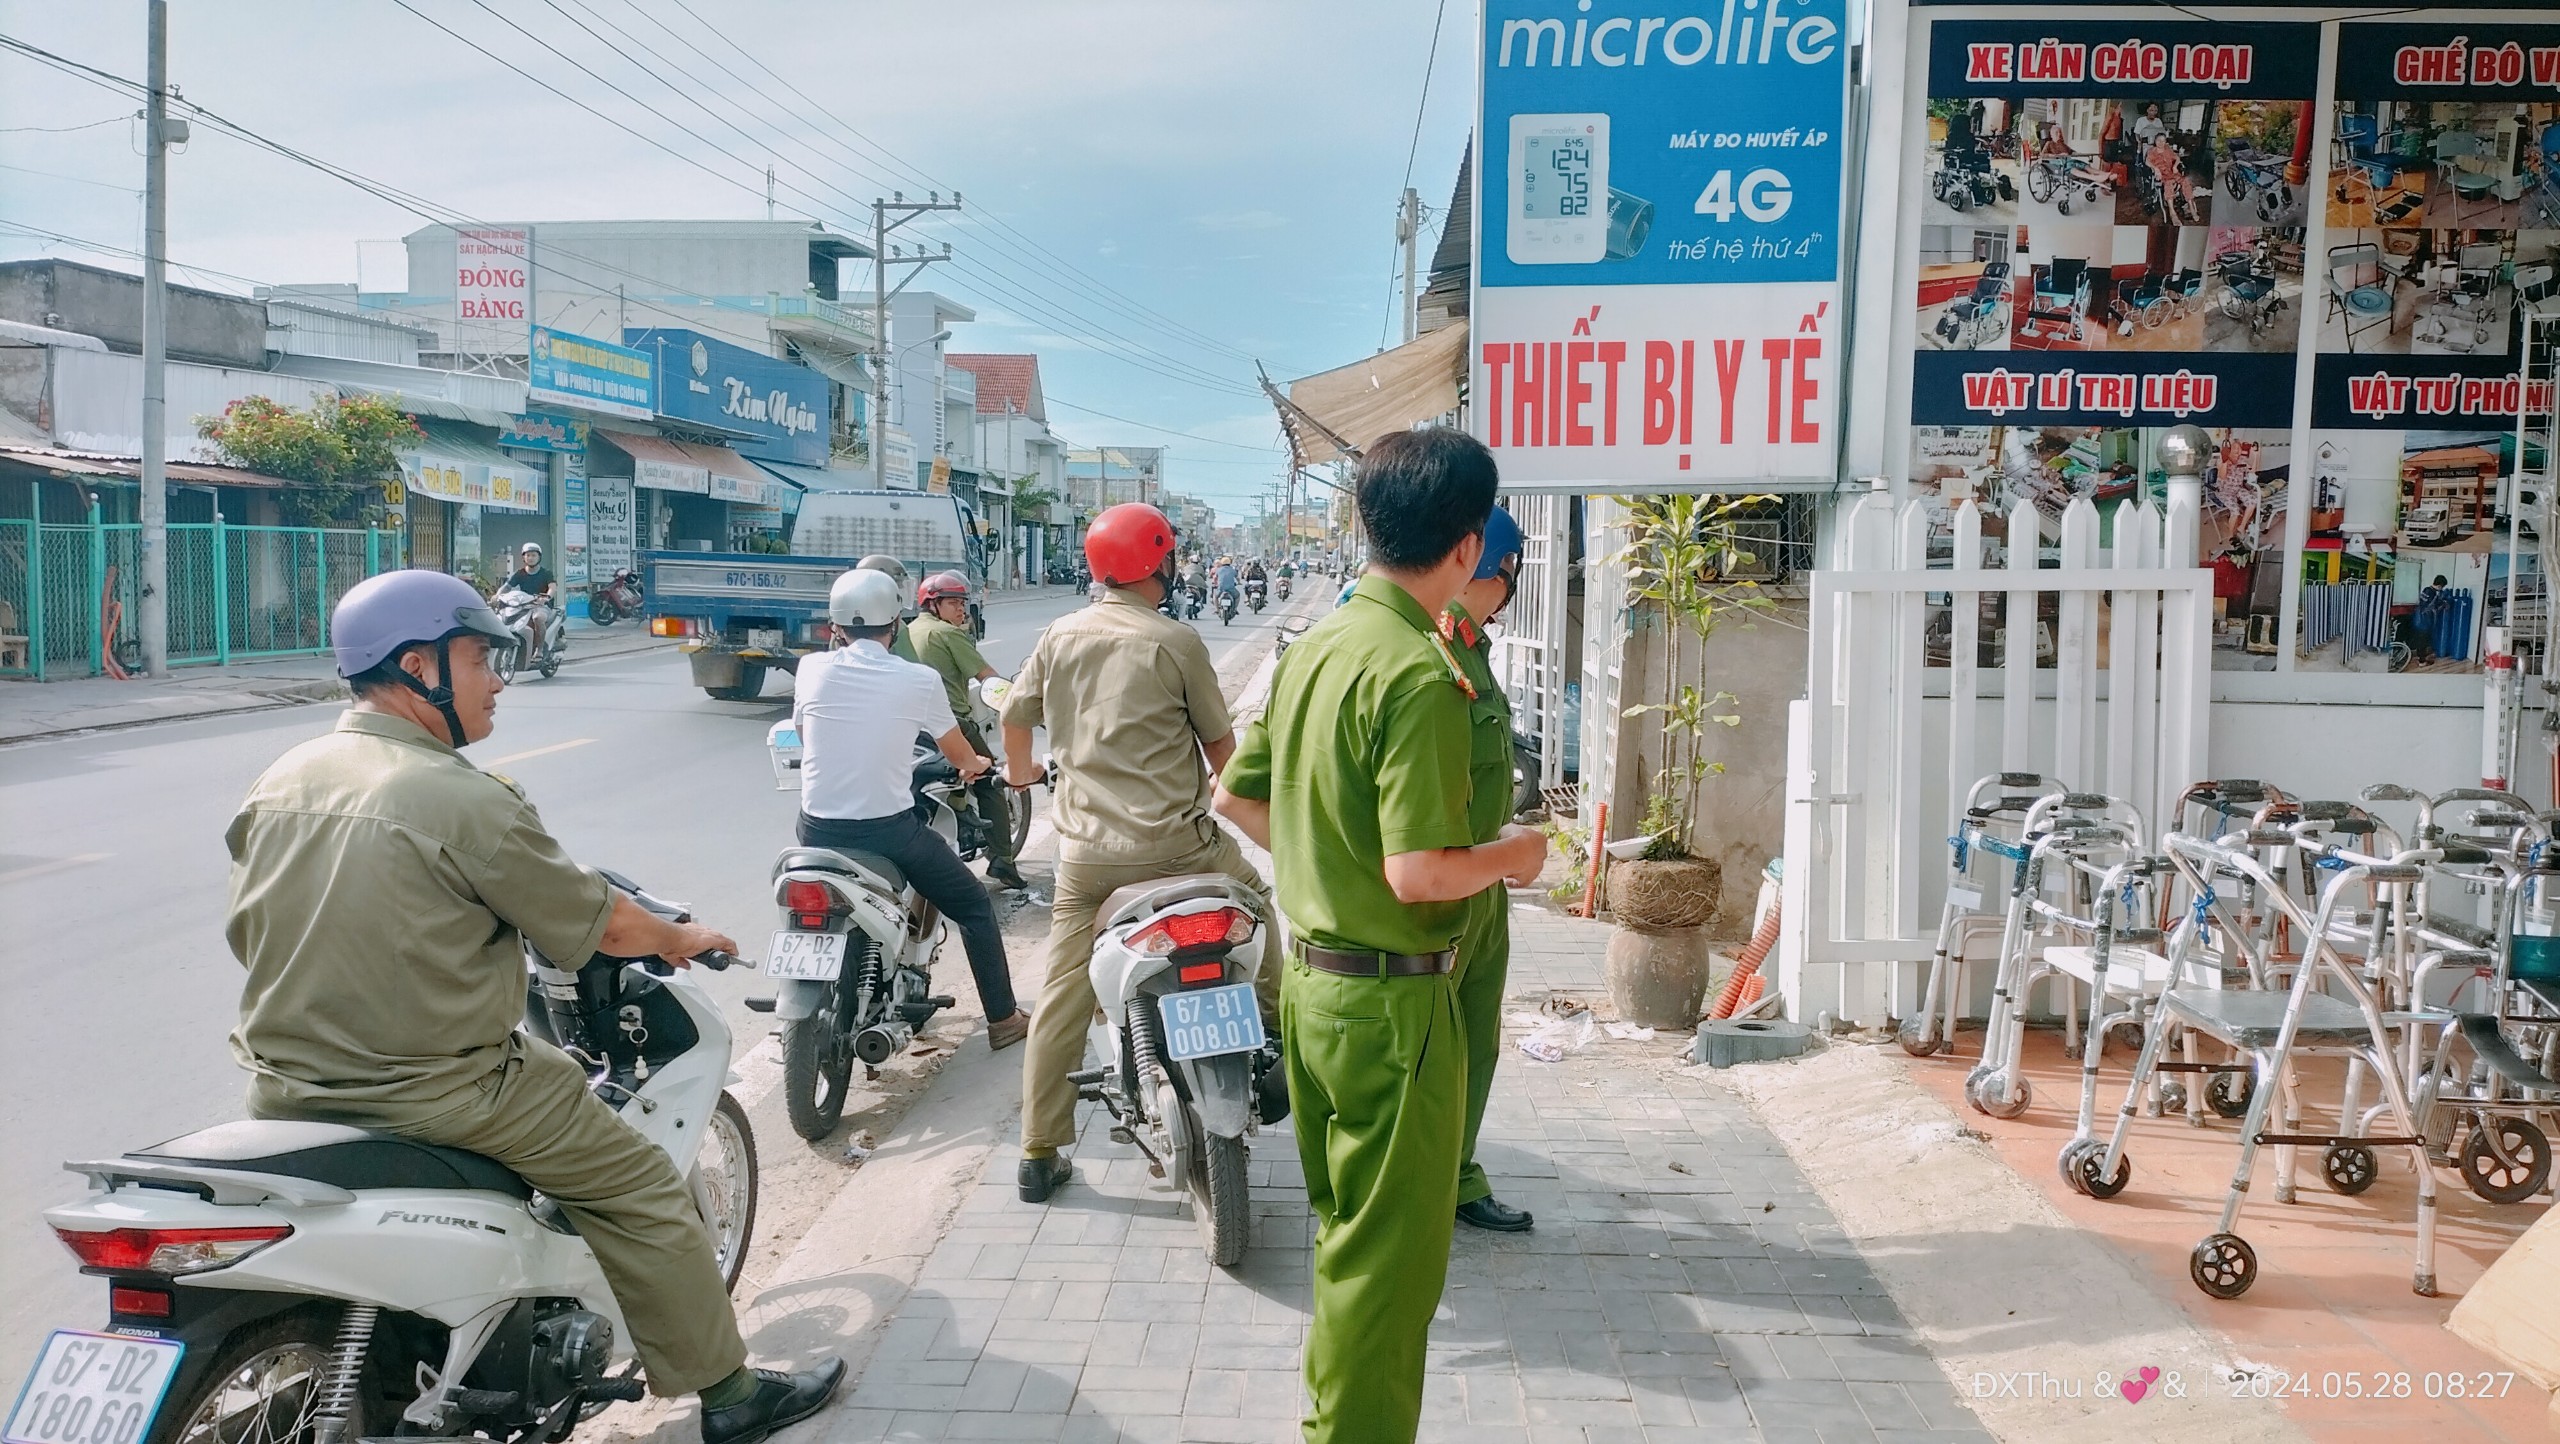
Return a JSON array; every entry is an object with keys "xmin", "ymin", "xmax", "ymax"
[{"xmin": 828, "ymin": 568, "xmax": 904, "ymax": 627}]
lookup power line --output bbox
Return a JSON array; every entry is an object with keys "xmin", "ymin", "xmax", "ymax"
[
  {"xmin": 647, "ymin": 0, "xmax": 1296, "ymax": 374},
  {"xmin": 0, "ymin": 160, "xmax": 139, "ymax": 193},
  {"xmin": 0, "ymin": 114, "xmax": 128, "ymax": 133},
  {"xmin": 1042, "ymin": 394, "xmax": 1287, "ymax": 454},
  {"xmin": 1399, "ymin": 0, "xmax": 1452, "ymax": 199},
  {"xmin": 392, "ymin": 0, "xmax": 1263, "ymax": 401}
]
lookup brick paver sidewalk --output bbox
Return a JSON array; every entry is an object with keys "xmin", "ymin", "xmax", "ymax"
[{"xmin": 823, "ymin": 909, "xmax": 1994, "ymax": 1444}]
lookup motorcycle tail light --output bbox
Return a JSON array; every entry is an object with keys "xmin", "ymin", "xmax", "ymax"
[
  {"xmin": 783, "ymin": 880, "xmax": 836, "ymax": 930},
  {"xmin": 649, "ymin": 617, "xmax": 692, "ymax": 638},
  {"xmin": 1131, "ymin": 907, "xmax": 1254, "ymax": 956},
  {"xmin": 56, "ymin": 1225, "xmax": 292, "ymax": 1276}
]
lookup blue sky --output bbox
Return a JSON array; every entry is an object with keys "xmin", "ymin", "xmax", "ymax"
[{"xmin": 0, "ymin": 0, "xmax": 1474, "ymax": 517}]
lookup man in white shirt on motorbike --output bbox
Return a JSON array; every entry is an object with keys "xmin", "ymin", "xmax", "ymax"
[{"xmin": 794, "ymin": 569, "xmax": 1031, "ymax": 1050}]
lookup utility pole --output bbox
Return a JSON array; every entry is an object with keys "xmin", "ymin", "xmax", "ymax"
[
  {"xmin": 1396, "ymin": 187, "xmax": 1421, "ymax": 345},
  {"xmin": 765, "ymin": 166, "xmax": 775, "ymax": 221},
  {"xmin": 138, "ymin": 0, "xmax": 173, "ymax": 677},
  {"xmin": 870, "ymin": 191, "xmax": 962, "ymax": 491}
]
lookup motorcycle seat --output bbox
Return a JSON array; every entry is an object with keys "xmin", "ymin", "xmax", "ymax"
[
  {"xmin": 132, "ymin": 1120, "xmax": 533, "ymax": 1199},
  {"xmin": 1098, "ymin": 872, "xmax": 1258, "ymax": 930},
  {"xmin": 773, "ymin": 846, "xmax": 907, "ymax": 890}
]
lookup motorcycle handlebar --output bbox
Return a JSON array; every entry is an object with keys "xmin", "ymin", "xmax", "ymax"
[{"xmin": 693, "ymin": 949, "xmax": 739, "ymax": 971}]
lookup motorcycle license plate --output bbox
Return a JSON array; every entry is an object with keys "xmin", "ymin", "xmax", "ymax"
[
  {"xmin": 1158, "ymin": 982, "xmax": 1265, "ymax": 1062},
  {"xmin": 4, "ymin": 1331, "xmax": 184, "ymax": 1444},
  {"xmin": 764, "ymin": 931, "xmax": 846, "ymax": 981}
]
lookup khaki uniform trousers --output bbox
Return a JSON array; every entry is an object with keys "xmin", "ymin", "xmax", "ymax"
[
  {"xmin": 1020, "ymin": 828, "xmax": 1271, "ymax": 1154},
  {"xmin": 251, "ymin": 1039, "xmax": 746, "ymax": 1398}
]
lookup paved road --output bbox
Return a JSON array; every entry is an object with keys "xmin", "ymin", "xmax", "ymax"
[{"xmin": 0, "ymin": 583, "xmax": 1311, "ymax": 1377}]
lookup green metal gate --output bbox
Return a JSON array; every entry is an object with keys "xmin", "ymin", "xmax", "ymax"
[{"xmin": 0, "ymin": 516, "xmax": 388, "ymax": 681}]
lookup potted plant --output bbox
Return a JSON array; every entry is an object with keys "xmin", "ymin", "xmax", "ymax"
[{"xmin": 1600, "ymin": 493, "xmax": 1767, "ymax": 1027}]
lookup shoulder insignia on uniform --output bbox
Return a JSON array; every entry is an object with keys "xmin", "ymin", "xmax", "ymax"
[
  {"xmin": 1436, "ymin": 610, "xmax": 1479, "ymax": 648},
  {"xmin": 1427, "ymin": 630, "xmax": 1478, "ymax": 701},
  {"xmin": 485, "ymin": 771, "xmax": 526, "ymax": 797}
]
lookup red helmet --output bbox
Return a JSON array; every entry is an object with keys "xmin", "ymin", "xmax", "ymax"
[
  {"xmin": 917, "ymin": 570, "xmax": 971, "ymax": 606},
  {"xmin": 1084, "ymin": 503, "xmax": 1177, "ymax": 588}
]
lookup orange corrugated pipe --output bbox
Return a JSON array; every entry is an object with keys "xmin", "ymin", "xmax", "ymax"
[
  {"xmin": 1709, "ymin": 889, "xmax": 1786, "ymax": 1019},
  {"xmin": 1579, "ymin": 802, "xmax": 1608, "ymax": 918}
]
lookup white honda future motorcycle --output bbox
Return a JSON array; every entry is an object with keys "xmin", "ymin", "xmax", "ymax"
[{"xmin": 14, "ymin": 876, "xmax": 756, "ymax": 1444}]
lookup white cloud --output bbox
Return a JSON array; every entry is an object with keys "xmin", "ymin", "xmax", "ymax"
[{"xmin": 1192, "ymin": 209, "xmax": 1289, "ymax": 233}]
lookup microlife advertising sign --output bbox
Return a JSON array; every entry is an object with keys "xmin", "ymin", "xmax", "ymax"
[{"xmin": 1473, "ymin": 0, "xmax": 1850, "ymax": 488}]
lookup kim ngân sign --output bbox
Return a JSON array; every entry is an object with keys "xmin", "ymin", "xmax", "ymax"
[{"xmin": 626, "ymin": 327, "xmax": 830, "ymax": 467}]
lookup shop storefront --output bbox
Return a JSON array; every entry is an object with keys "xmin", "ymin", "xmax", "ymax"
[
  {"xmin": 592, "ymin": 429, "xmax": 790, "ymax": 556},
  {"xmin": 394, "ymin": 419, "xmax": 545, "ymax": 586}
]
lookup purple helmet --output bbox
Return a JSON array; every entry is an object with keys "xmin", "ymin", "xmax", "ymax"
[{"xmin": 332, "ymin": 569, "xmax": 515, "ymax": 678}]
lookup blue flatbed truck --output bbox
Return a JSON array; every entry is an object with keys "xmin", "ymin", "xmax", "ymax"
[{"xmin": 643, "ymin": 489, "xmax": 985, "ymax": 700}]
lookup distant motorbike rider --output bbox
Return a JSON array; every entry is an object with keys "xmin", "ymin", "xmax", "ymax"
[
  {"xmin": 910, "ymin": 569, "xmax": 1030, "ymax": 891},
  {"xmin": 500, "ymin": 543, "xmax": 559, "ymax": 655},
  {"xmin": 225, "ymin": 569, "xmax": 844, "ymax": 1441},
  {"xmin": 1000, "ymin": 503, "xmax": 1273, "ymax": 1203},
  {"xmin": 1213, "ymin": 555, "xmax": 1240, "ymax": 603},
  {"xmin": 796, "ymin": 568, "xmax": 1031, "ymax": 1050}
]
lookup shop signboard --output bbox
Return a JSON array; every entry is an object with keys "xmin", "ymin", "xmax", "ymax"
[
  {"xmin": 1472, "ymin": 0, "xmax": 1852, "ymax": 488},
  {"xmin": 527, "ymin": 325, "xmax": 653, "ymax": 421},
  {"xmin": 627, "ymin": 327, "xmax": 830, "ymax": 467},
  {"xmin": 496, "ymin": 411, "xmax": 590, "ymax": 454},
  {"xmin": 587, "ymin": 475, "xmax": 635, "ymax": 585},
  {"xmin": 707, "ymin": 463, "xmax": 787, "ymax": 509},
  {"xmin": 397, "ymin": 444, "xmax": 544, "ymax": 513},
  {"xmin": 562, "ymin": 456, "xmax": 588, "ymax": 589},
  {"xmin": 455, "ymin": 228, "xmax": 529, "ymax": 356}
]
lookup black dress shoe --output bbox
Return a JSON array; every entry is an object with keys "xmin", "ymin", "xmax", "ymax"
[
  {"xmin": 1018, "ymin": 1153, "xmax": 1073, "ymax": 1203},
  {"xmin": 1456, "ymin": 1196, "xmax": 1535, "ymax": 1232},
  {"xmin": 699, "ymin": 1359, "xmax": 846, "ymax": 1444}
]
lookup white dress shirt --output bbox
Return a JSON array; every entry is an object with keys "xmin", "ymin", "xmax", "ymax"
[{"xmin": 794, "ymin": 638, "xmax": 958, "ymax": 822}]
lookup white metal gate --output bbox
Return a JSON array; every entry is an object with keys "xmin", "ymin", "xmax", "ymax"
[
  {"xmin": 1778, "ymin": 490, "xmax": 2213, "ymax": 1026},
  {"xmin": 1492, "ymin": 492, "xmax": 1573, "ymax": 795}
]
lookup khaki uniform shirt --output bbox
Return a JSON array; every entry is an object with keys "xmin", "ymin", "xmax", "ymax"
[
  {"xmin": 909, "ymin": 611, "xmax": 990, "ymax": 717},
  {"xmin": 225, "ymin": 710, "xmax": 617, "ymax": 1109},
  {"xmin": 1000, "ymin": 586, "xmax": 1233, "ymax": 865},
  {"xmin": 1224, "ymin": 575, "xmax": 1477, "ymax": 956}
]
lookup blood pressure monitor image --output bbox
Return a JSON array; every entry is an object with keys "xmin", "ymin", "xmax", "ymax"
[{"xmin": 1507, "ymin": 112, "xmax": 1610, "ymax": 264}]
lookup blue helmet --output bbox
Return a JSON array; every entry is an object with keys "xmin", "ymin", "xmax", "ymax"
[
  {"xmin": 1475, "ymin": 505, "xmax": 1525, "ymax": 580},
  {"xmin": 330, "ymin": 569, "xmax": 516, "ymax": 744}
]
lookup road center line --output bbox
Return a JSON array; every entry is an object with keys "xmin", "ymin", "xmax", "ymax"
[
  {"xmin": 480, "ymin": 737, "xmax": 597, "ymax": 767},
  {"xmin": 0, "ymin": 852, "xmax": 110, "ymax": 886}
]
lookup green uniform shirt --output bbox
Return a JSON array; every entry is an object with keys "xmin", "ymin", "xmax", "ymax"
[
  {"xmin": 1442, "ymin": 602, "xmax": 1516, "ymax": 845},
  {"xmin": 1226, "ymin": 574, "xmax": 1476, "ymax": 956},
  {"xmin": 889, "ymin": 620, "xmax": 919, "ymax": 664},
  {"xmin": 908, "ymin": 611, "xmax": 989, "ymax": 716},
  {"xmin": 225, "ymin": 710, "xmax": 618, "ymax": 1109},
  {"xmin": 1002, "ymin": 586, "xmax": 1234, "ymax": 865}
]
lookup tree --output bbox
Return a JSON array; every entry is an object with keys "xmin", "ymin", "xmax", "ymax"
[
  {"xmin": 1011, "ymin": 478, "xmax": 1059, "ymax": 518},
  {"xmin": 197, "ymin": 394, "xmax": 420, "ymax": 527}
]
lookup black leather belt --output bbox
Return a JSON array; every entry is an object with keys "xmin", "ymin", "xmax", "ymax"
[{"xmin": 1298, "ymin": 942, "xmax": 1456, "ymax": 978}]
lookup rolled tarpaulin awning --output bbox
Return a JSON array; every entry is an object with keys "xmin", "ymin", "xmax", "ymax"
[{"xmin": 1275, "ymin": 321, "xmax": 1468, "ymax": 468}]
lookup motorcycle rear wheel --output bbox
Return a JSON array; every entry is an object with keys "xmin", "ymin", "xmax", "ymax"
[
  {"xmin": 149, "ymin": 1309, "xmax": 367, "ymax": 1444},
  {"xmin": 1005, "ymin": 782, "xmax": 1033, "ymax": 854},
  {"xmin": 781, "ymin": 1002, "xmax": 855, "ymax": 1141},
  {"xmin": 589, "ymin": 598, "xmax": 622, "ymax": 627},
  {"xmin": 1192, "ymin": 1131, "xmax": 1249, "ymax": 1268},
  {"xmin": 495, "ymin": 636, "xmax": 522, "ymax": 684}
]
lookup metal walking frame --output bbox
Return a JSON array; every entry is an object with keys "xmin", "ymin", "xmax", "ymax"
[{"xmin": 1899, "ymin": 771, "xmax": 2063, "ymax": 1060}]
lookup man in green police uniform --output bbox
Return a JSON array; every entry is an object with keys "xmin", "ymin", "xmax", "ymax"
[
  {"xmin": 226, "ymin": 571, "xmax": 842, "ymax": 1444},
  {"xmin": 854, "ymin": 554, "xmax": 921, "ymax": 660},
  {"xmin": 909, "ymin": 568, "xmax": 1029, "ymax": 889},
  {"xmin": 1215, "ymin": 429, "xmax": 1548, "ymax": 1444},
  {"xmin": 1443, "ymin": 503, "xmax": 1535, "ymax": 1234}
]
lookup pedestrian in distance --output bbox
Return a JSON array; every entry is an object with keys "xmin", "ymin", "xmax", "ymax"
[
  {"xmin": 226, "ymin": 569, "xmax": 844, "ymax": 1442},
  {"xmin": 1214, "ymin": 428, "xmax": 1548, "ymax": 1444},
  {"xmin": 795, "ymin": 569, "xmax": 1031, "ymax": 1050},
  {"xmin": 1442, "ymin": 503, "xmax": 1536, "ymax": 1234},
  {"xmin": 1002, "ymin": 502, "xmax": 1273, "ymax": 1203}
]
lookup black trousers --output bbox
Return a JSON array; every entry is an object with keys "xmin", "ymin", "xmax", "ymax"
[
  {"xmin": 955, "ymin": 719, "xmax": 1019, "ymax": 871},
  {"xmin": 797, "ymin": 809, "xmax": 1018, "ymax": 1021}
]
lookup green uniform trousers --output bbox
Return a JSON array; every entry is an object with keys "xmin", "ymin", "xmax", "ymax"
[
  {"xmin": 1453, "ymin": 886, "xmax": 1511, "ymax": 1208},
  {"xmin": 1021, "ymin": 830, "xmax": 1272, "ymax": 1154},
  {"xmin": 250, "ymin": 1040, "xmax": 746, "ymax": 1398},
  {"xmin": 1282, "ymin": 957, "xmax": 1464, "ymax": 1444},
  {"xmin": 956, "ymin": 719, "xmax": 1019, "ymax": 871}
]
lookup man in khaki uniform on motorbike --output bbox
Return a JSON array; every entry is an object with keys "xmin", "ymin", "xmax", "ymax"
[
  {"xmin": 224, "ymin": 570, "xmax": 842, "ymax": 1444},
  {"xmin": 1000, "ymin": 503, "xmax": 1273, "ymax": 1203}
]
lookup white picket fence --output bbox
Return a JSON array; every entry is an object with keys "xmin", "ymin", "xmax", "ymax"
[{"xmin": 1777, "ymin": 489, "xmax": 2214, "ymax": 1026}]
